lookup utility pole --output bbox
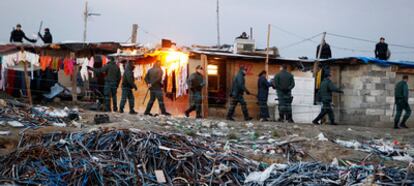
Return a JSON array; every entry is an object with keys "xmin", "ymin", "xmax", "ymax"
[
  {"xmin": 314, "ymin": 32, "xmax": 327, "ymax": 77},
  {"xmin": 265, "ymin": 24, "xmax": 271, "ymax": 78},
  {"xmin": 216, "ymin": 0, "xmax": 221, "ymax": 47},
  {"xmin": 131, "ymin": 24, "xmax": 138, "ymax": 44},
  {"xmin": 83, "ymin": 0, "xmax": 101, "ymax": 42}
]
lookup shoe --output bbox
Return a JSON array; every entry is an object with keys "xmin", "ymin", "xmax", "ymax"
[
  {"xmin": 260, "ymin": 118, "xmax": 269, "ymax": 122},
  {"xmin": 113, "ymin": 108, "xmax": 118, "ymax": 112},
  {"xmin": 245, "ymin": 117, "xmax": 253, "ymax": 121},
  {"xmin": 312, "ymin": 120, "xmax": 320, "ymax": 125},
  {"xmin": 277, "ymin": 118, "xmax": 284, "ymax": 122},
  {"xmin": 184, "ymin": 111, "xmax": 190, "ymax": 118},
  {"xmin": 144, "ymin": 113, "xmax": 153, "ymax": 117},
  {"xmin": 161, "ymin": 112, "xmax": 171, "ymax": 116},
  {"xmin": 394, "ymin": 126, "xmax": 401, "ymax": 129},
  {"xmin": 196, "ymin": 116, "xmax": 203, "ymax": 119},
  {"xmin": 227, "ymin": 117, "xmax": 235, "ymax": 121},
  {"xmin": 400, "ymin": 124, "xmax": 409, "ymax": 129},
  {"xmin": 330, "ymin": 123, "xmax": 338, "ymax": 125},
  {"xmin": 119, "ymin": 109, "xmax": 124, "ymax": 113},
  {"xmin": 129, "ymin": 110, "xmax": 138, "ymax": 115},
  {"xmin": 287, "ymin": 119, "xmax": 295, "ymax": 123}
]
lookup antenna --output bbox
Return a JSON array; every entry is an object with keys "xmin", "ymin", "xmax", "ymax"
[
  {"xmin": 83, "ymin": 0, "xmax": 101, "ymax": 42},
  {"xmin": 216, "ymin": 0, "xmax": 221, "ymax": 47}
]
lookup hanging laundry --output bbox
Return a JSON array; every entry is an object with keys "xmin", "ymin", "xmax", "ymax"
[
  {"xmin": 88, "ymin": 56, "xmax": 95, "ymax": 67},
  {"xmin": 64, "ymin": 58, "xmax": 74, "ymax": 76},
  {"xmin": 40, "ymin": 56, "xmax": 52, "ymax": 71},
  {"xmin": 78, "ymin": 58, "xmax": 89, "ymax": 81},
  {"xmin": 102, "ymin": 56, "xmax": 107, "ymax": 66}
]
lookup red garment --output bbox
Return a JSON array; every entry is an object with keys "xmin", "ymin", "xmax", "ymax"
[
  {"xmin": 40, "ymin": 56, "xmax": 52, "ymax": 71},
  {"xmin": 6, "ymin": 69, "xmax": 16, "ymax": 95},
  {"xmin": 64, "ymin": 58, "xmax": 74, "ymax": 76}
]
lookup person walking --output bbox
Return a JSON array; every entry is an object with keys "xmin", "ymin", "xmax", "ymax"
[
  {"xmin": 273, "ymin": 64, "xmax": 295, "ymax": 123},
  {"xmin": 184, "ymin": 65, "xmax": 205, "ymax": 118},
  {"xmin": 119, "ymin": 61, "xmax": 138, "ymax": 114},
  {"xmin": 312, "ymin": 73, "xmax": 343, "ymax": 125},
  {"xmin": 394, "ymin": 75, "xmax": 411, "ymax": 129},
  {"xmin": 257, "ymin": 70, "xmax": 271, "ymax": 122},
  {"xmin": 89, "ymin": 58, "xmax": 121, "ymax": 112},
  {"xmin": 144, "ymin": 61, "xmax": 171, "ymax": 116},
  {"xmin": 227, "ymin": 66, "xmax": 253, "ymax": 121}
]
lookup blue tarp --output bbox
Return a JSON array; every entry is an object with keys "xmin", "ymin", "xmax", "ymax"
[{"xmin": 324, "ymin": 57, "xmax": 414, "ymax": 68}]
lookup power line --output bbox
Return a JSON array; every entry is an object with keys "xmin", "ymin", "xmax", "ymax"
[
  {"xmin": 280, "ymin": 32, "xmax": 323, "ymax": 50},
  {"xmin": 327, "ymin": 32, "xmax": 414, "ymax": 50}
]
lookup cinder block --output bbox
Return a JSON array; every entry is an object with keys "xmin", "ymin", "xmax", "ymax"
[
  {"xmin": 366, "ymin": 109, "xmax": 385, "ymax": 115},
  {"xmin": 370, "ymin": 90, "xmax": 384, "ymax": 96},
  {"xmin": 386, "ymin": 97, "xmax": 394, "ymax": 104},
  {"xmin": 366, "ymin": 96, "xmax": 376, "ymax": 103}
]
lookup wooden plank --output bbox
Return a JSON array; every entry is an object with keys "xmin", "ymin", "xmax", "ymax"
[
  {"xmin": 22, "ymin": 57, "xmax": 32, "ymax": 106},
  {"xmin": 201, "ymin": 55, "xmax": 209, "ymax": 118}
]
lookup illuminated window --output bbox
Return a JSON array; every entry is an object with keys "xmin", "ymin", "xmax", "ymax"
[{"xmin": 207, "ymin": 65, "xmax": 218, "ymax": 75}]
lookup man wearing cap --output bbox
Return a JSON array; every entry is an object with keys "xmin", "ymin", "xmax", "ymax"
[
  {"xmin": 394, "ymin": 75, "xmax": 411, "ymax": 129},
  {"xmin": 38, "ymin": 28, "xmax": 53, "ymax": 44},
  {"xmin": 144, "ymin": 61, "xmax": 171, "ymax": 116},
  {"xmin": 273, "ymin": 64, "xmax": 295, "ymax": 123},
  {"xmin": 9, "ymin": 24, "xmax": 37, "ymax": 43},
  {"xmin": 227, "ymin": 66, "xmax": 253, "ymax": 121},
  {"xmin": 184, "ymin": 65, "xmax": 205, "ymax": 118},
  {"xmin": 312, "ymin": 73, "xmax": 343, "ymax": 125},
  {"xmin": 375, "ymin": 37, "xmax": 390, "ymax": 60}
]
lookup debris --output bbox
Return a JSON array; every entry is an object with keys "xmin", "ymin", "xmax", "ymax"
[
  {"xmin": 7, "ymin": 121, "xmax": 24, "ymax": 128},
  {"xmin": 335, "ymin": 139, "xmax": 363, "ymax": 150},
  {"xmin": 217, "ymin": 121, "xmax": 228, "ymax": 128},
  {"xmin": 246, "ymin": 122, "xmax": 254, "ymax": 128},
  {"xmin": 0, "ymin": 131, "xmax": 11, "ymax": 136},
  {"xmin": 317, "ymin": 133, "xmax": 328, "ymax": 141},
  {"xmin": 52, "ymin": 122, "xmax": 66, "ymax": 127},
  {"xmin": 94, "ymin": 114, "xmax": 110, "ymax": 124},
  {"xmin": 155, "ymin": 170, "xmax": 167, "ymax": 183},
  {"xmin": 245, "ymin": 164, "xmax": 276, "ymax": 184}
]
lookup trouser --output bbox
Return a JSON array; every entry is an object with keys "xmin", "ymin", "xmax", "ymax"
[
  {"xmin": 278, "ymin": 93, "xmax": 293, "ymax": 119},
  {"xmin": 258, "ymin": 99, "xmax": 269, "ymax": 119},
  {"xmin": 185, "ymin": 90, "xmax": 202, "ymax": 117},
  {"xmin": 227, "ymin": 95, "xmax": 250, "ymax": 119},
  {"xmin": 144, "ymin": 89, "xmax": 166, "ymax": 114},
  {"xmin": 104, "ymin": 81, "xmax": 118, "ymax": 112},
  {"xmin": 314, "ymin": 101, "xmax": 335, "ymax": 124},
  {"xmin": 394, "ymin": 100, "xmax": 411, "ymax": 126},
  {"xmin": 120, "ymin": 88, "xmax": 135, "ymax": 112}
]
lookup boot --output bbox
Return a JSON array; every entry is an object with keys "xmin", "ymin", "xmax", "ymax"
[
  {"xmin": 129, "ymin": 110, "xmax": 137, "ymax": 115},
  {"xmin": 287, "ymin": 114, "xmax": 294, "ymax": 123},
  {"xmin": 400, "ymin": 123, "xmax": 408, "ymax": 129},
  {"xmin": 184, "ymin": 111, "xmax": 190, "ymax": 118},
  {"xmin": 119, "ymin": 109, "xmax": 124, "ymax": 113},
  {"xmin": 227, "ymin": 117, "xmax": 235, "ymax": 121},
  {"xmin": 161, "ymin": 112, "xmax": 171, "ymax": 116},
  {"xmin": 245, "ymin": 117, "xmax": 253, "ymax": 121},
  {"xmin": 277, "ymin": 113, "xmax": 285, "ymax": 122},
  {"xmin": 312, "ymin": 120, "xmax": 320, "ymax": 125}
]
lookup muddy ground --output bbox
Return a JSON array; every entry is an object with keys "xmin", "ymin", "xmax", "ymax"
[{"xmin": 0, "ymin": 101, "xmax": 413, "ymax": 168}]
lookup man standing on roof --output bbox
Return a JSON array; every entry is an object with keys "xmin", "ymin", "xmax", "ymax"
[
  {"xmin": 38, "ymin": 28, "xmax": 53, "ymax": 44},
  {"xmin": 9, "ymin": 24, "xmax": 37, "ymax": 43},
  {"xmin": 227, "ymin": 66, "xmax": 253, "ymax": 121},
  {"xmin": 119, "ymin": 61, "xmax": 138, "ymax": 115},
  {"xmin": 88, "ymin": 57, "xmax": 121, "ymax": 112},
  {"xmin": 184, "ymin": 65, "xmax": 205, "ymax": 119},
  {"xmin": 273, "ymin": 64, "xmax": 295, "ymax": 123},
  {"xmin": 312, "ymin": 73, "xmax": 343, "ymax": 125},
  {"xmin": 144, "ymin": 61, "xmax": 171, "ymax": 116},
  {"xmin": 316, "ymin": 40, "xmax": 332, "ymax": 59},
  {"xmin": 375, "ymin": 37, "xmax": 390, "ymax": 60},
  {"xmin": 394, "ymin": 75, "xmax": 411, "ymax": 129}
]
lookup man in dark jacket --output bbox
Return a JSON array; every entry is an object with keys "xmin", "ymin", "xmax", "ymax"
[
  {"xmin": 312, "ymin": 73, "xmax": 343, "ymax": 125},
  {"xmin": 185, "ymin": 65, "xmax": 205, "ymax": 118},
  {"xmin": 375, "ymin": 37, "xmax": 390, "ymax": 60},
  {"xmin": 274, "ymin": 64, "xmax": 295, "ymax": 123},
  {"xmin": 227, "ymin": 66, "xmax": 252, "ymax": 121},
  {"xmin": 144, "ymin": 61, "xmax": 171, "ymax": 116},
  {"xmin": 394, "ymin": 75, "xmax": 411, "ymax": 129},
  {"xmin": 9, "ymin": 24, "xmax": 37, "ymax": 43},
  {"xmin": 316, "ymin": 40, "xmax": 332, "ymax": 59},
  {"xmin": 257, "ymin": 70, "xmax": 271, "ymax": 121},
  {"xmin": 89, "ymin": 58, "xmax": 121, "ymax": 112},
  {"xmin": 38, "ymin": 28, "xmax": 53, "ymax": 44},
  {"xmin": 119, "ymin": 61, "xmax": 138, "ymax": 114}
]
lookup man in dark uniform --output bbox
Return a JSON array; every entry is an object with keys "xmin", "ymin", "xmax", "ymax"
[
  {"xmin": 144, "ymin": 61, "xmax": 171, "ymax": 116},
  {"xmin": 312, "ymin": 73, "xmax": 343, "ymax": 125},
  {"xmin": 38, "ymin": 28, "xmax": 53, "ymax": 44},
  {"xmin": 89, "ymin": 58, "xmax": 121, "ymax": 112},
  {"xmin": 227, "ymin": 66, "xmax": 253, "ymax": 121},
  {"xmin": 316, "ymin": 40, "xmax": 332, "ymax": 59},
  {"xmin": 375, "ymin": 37, "xmax": 390, "ymax": 60},
  {"xmin": 274, "ymin": 64, "xmax": 295, "ymax": 123},
  {"xmin": 257, "ymin": 70, "xmax": 271, "ymax": 122},
  {"xmin": 119, "ymin": 61, "xmax": 138, "ymax": 114},
  {"xmin": 394, "ymin": 75, "xmax": 411, "ymax": 129},
  {"xmin": 9, "ymin": 24, "xmax": 36, "ymax": 43},
  {"xmin": 184, "ymin": 65, "xmax": 205, "ymax": 118}
]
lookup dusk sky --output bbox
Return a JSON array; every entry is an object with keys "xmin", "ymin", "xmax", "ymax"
[{"xmin": 1, "ymin": 0, "xmax": 413, "ymax": 60}]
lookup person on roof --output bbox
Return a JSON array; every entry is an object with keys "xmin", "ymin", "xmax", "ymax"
[
  {"xmin": 119, "ymin": 61, "xmax": 138, "ymax": 115},
  {"xmin": 394, "ymin": 75, "xmax": 411, "ymax": 129},
  {"xmin": 38, "ymin": 28, "xmax": 53, "ymax": 44},
  {"xmin": 316, "ymin": 40, "xmax": 332, "ymax": 59},
  {"xmin": 236, "ymin": 32, "xmax": 249, "ymax": 39},
  {"xmin": 9, "ymin": 24, "xmax": 37, "ymax": 43},
  {"xmin": 273, "ymin": 64, "xmax": 295, "ymax": 123},
  {"xmin": 227, "ymin": 66, "xmax": 253, "ymax": 121},
  {"xmin": 375, "ymin": 37, "xmax": 390, "ymax": 60}
]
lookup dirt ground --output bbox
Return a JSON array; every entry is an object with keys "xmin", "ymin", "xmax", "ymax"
[{"xmin": 1, "ymin": 101, "xmax": 413, "ymax": 168}]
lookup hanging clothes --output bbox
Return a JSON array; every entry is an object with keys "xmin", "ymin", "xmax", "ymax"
[
  {"xmin": 64, "ymin": 58, "xmax": 74, "ymax": 76},
  {"xmin": 40, "ymin": 56, "xmax": 52, "ymax": 71},
  {"xmin": 78, "ymin": 58, "xmax": 89, "ymax": 81}
]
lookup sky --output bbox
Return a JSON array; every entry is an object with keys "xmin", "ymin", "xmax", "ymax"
[{"xmin": 1, "ymin": 0, "xmax": 414, "ymax": 60}]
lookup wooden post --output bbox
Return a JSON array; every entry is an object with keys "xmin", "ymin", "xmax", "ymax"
[
  {"xmin": 131, "ymin": 24, "xmax": 138, "ymax": 43},
  {"xmin": 265, "ymin": 24, "xmax": 271, "ymax": 78},
  {"xmin": 22, "ymin": 59, "xmax": 32, "ymax": 106},
  {"xmin": 313, "ymin": 32, "xmax": 326, "ymax": 77},
  {"xmin": 71, "ymin": 53, "xmax": 78, "ymax": 102},
  {"xmin": 201, "ymin": 55, "xmax": 209, "ymax": 118}
]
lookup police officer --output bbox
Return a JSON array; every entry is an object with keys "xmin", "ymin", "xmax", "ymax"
[
  {"xmin": 312, "ymin": 73, "xmax": 343, "ymax": 125},
  {"xmin": 257, "ymin": 70, "xmax": 271, "ymax": 122},
  {"xmin": 119, "ymin": 61, "xmax": 138, "ymax": 114},
  {"xmin": 10, "ymin": 24, "xmax": 36, "ymax": 43},
  {"xmin": 227, "ymin": 66, "xmax": 253, "ymax": 121},
  {"xmin": 38, "ymin": 28, "xmax": 53, "ymax": 44},
  {"xmin": 184, "ymin": 65, "xmax": 205, "ymax": 118},
  {"xmin": 144, "ymin": 61, "xmax": 171, "ymax": 116},
  {"xmin": 274, "ymin": 64, "xmax": 295, "ymax": 123},
  {"xmin": 394, "ymin": 75, "xmax": 411, "ymax": 129},
  {"xmin": 89, "ymin": 58, "xmax": 121, "ymax": 112}
]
